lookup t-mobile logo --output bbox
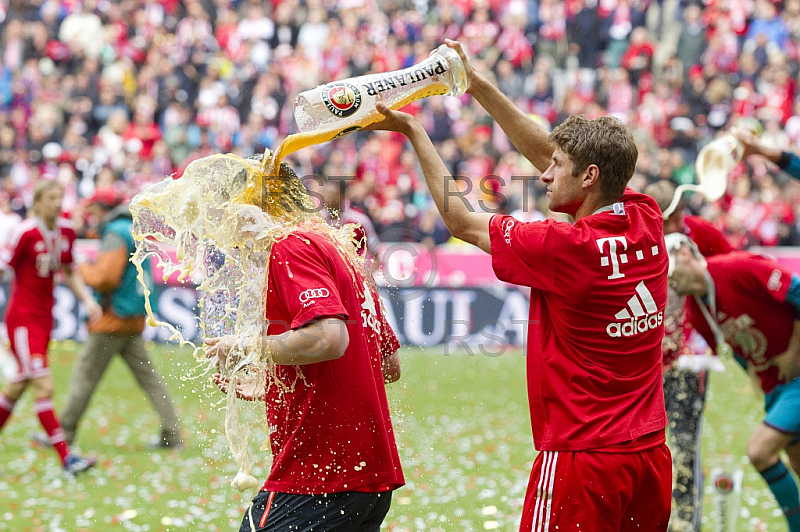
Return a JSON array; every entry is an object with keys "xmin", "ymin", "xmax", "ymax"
[{"xmin": 596, "ymin": 236, "xmax": 628, "ymax": 279}]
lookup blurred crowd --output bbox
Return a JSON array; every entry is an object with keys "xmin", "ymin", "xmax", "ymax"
[{"xmin": 2, "ymin": 0, "xmax": 800, "ymax": 248}]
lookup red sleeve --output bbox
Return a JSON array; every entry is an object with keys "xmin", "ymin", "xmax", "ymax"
[
  {"xmin": 0, "ymin": 228, "xmax": 26, "ymax": 270},
  {"xmin": 684, "ymin": 216, "xmax": 734, "ymax": 256},
  {"xmin": 744, "ymin": 255, "xmax": 793, "ymax": 304},
  {"xmin": 269, "ymin": 235, "xmax": 348, "ymax": 330},
  {"xmin": 489, "ymin": 214, "xmax": 559, "ymax": 291}
]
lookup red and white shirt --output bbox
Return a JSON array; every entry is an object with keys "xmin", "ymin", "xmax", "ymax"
[
  {"xmin": 686, "ymin": 252, "xmax": 795, "ymax": 394},
  {"xmin": 489, "ymin": 188, "xmax": 668, "ymax": 452},
  {"xmin": 0, "ymin": 217, "xmax": 76, "ymax": 323},
  {"xmin": 262, "ymin": 230, "xmax": 403, "ymax": 494}
]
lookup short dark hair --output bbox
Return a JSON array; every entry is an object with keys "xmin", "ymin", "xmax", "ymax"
[{"xmin": 548, "ymin": 115, "xmax": 637, "ymax": 201}]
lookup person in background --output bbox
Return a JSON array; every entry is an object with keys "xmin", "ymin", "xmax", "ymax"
[
  {"xmin": 0, "ymin": 180, "xmax": 100, "ymax": 475},
  {"xmin": 58, "ymin": 188, "xmax": 182, "ymax": 449},
  {"xmin": 667, "ymin": 234, "xmax": 800, "ymax": 532}
]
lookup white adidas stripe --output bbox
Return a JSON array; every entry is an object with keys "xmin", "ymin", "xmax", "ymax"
[
  {"xmin": 542, "ymin": 451, "xmax": 558, "ymax": 531},
  {"xmin": 531, "ymin": 451, "xmax": 549, "ymax": 527},
  {"xmin": 614, "ymin": 281, "xmax": 657, "ymax": 320},
  {"xmin": 532, "ymin": 451, "xmax": 559, "ymax": 531},
  {"xmin": 636, "ymin": 281, "xmax": 658, "ymax": 313}
]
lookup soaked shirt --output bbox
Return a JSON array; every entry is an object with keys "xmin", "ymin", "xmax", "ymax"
[{"xmin": 261, "ymin": 230, "xmax": 404, "ymax": 494}]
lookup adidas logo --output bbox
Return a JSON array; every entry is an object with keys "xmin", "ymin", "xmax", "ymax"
[{"xmin": 606, "ymin": 281, "xmax": 663, "ymax": 338}]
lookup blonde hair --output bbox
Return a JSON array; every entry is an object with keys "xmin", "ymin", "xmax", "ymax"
[{"xmin": 32, "ymin": 180, "xmax": 63, "ymax": 204}]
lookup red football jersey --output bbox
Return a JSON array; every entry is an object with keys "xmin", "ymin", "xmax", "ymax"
[
  {"xmin": 685, "ymin": 252, "xmax": 794, "ymax": 393},
  {"xmin": 0, "ymin": 217, "xmax": 76, "ymax": 323},
  {"xmin": 261, "ymin": 230, "xmax": 404, "ymax": 494},
  {"xmin": 684, "ymin": 216, "xmax": 734, "ymax": 257},
  {"xmin": 489, "ymin": 188, "xmax": 668, "ymax": 451}
]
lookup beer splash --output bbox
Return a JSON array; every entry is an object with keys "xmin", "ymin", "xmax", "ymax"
[{"xmin": 129, "ymin": 149, "xmax": 373, "ymax": 493}]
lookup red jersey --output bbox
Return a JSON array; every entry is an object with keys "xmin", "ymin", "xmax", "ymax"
[
  {"xmin": 685, "ymin": 252, "xmax": 795, "ymax": 393},
  {"xmin": 0, "ymin": 217, "xmax": 76, "ymax": 323},
  {"xmin": 262, "ymin": 230, "xmax": 404, "ymax": 494},
  {"xmin": 684, "ymin": 216, "xmax": 734, "ymax": 257},
  {"xmin": 489, "ymin": 188, "xmax": 668, "ymax": 451},
  {"xmin": 662, "ymin": 215, "xmax": 734, "ymax": 367}
]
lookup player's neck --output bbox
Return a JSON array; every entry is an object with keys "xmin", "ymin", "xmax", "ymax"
[
  {"xmin": 35, "ymin": 215, "xmax": 56, "ymax": 231},
  {"xmin": 574, "ymin": 195, "xmax": 616, "ymax": 221}
]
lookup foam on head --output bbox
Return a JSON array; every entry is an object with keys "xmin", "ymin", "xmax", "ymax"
[{"xmin": 128, "ymin": 150, "xmax": 367, "ymax": 495}]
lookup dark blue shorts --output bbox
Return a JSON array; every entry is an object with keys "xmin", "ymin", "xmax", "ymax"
[{"xmin": 239, "ymin": 490, "xmax": 393, "ymax": 532}]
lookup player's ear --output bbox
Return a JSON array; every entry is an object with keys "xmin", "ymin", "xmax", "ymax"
[{"xmin": 581, "ymin": 164, "xmax": 600, "ymax": 189}]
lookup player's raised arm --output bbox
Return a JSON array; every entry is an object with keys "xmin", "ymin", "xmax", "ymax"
[
  {"xmin": 369, "ymin": 103, "xmax": 492, "ymax": 254},
  {"xmin": 445, "ymin": 39, "xmax": 553, "ymax": 174},
  {"xmin": 734, "ymin": 127, "xmax": 800, "ymax": 180}
]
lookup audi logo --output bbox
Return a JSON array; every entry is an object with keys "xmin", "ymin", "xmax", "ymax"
[{"xmin": 299, "ymin": 288, "xmax": 330, "ymax": 302}]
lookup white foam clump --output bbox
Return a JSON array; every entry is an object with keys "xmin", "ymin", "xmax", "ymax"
[{"xmin": 129, "ymin": 152, "xmax": 290, "ymax": 491}]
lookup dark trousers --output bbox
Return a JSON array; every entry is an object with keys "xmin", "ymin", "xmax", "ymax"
[{"xmin": 240, "ymin": 490, "xmax": 393, "ymax": 532}]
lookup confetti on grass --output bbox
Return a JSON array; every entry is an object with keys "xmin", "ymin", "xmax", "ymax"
[{"xmin": 0, "ymin": 345, "xmax": 790, "ymax": 531}]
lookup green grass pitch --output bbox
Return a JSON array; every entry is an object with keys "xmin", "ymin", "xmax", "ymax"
[{"xmin": 0, "ymin": 342, "xmax": 789, "ymax": 531}]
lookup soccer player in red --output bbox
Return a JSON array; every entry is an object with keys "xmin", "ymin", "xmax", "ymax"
[
  {"xmin": 646, "ymin": 180, "xmax": 735, "ymax": 532},
  {"xmin": 206, "ymin": 163, "xmax": 404, "ymax": 531},
  {"xmin": 0, "ymin": 180, "xmax": 101, "ymax": 475},
  {"xmin": 367, "ymin": 40, "xmax": 671, "ymax": 531},
  {"xmin": 667, "ymin": 235, "xmax": 800, "ymax": 531}
]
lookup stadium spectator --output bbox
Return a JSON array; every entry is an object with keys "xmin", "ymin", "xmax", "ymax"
[
  {"xmin": 57, "ymin": 188, "xmax": 182, "ymax": 449},
  {"xmin": 206, "ymin": 161, "xmax": 404, "ymax": 532},
  {"xmin": 0, "ymin": 180, "xmax": 100, "ymax": 475},
  {"xmin": 370, "ymin": 40, "xmax": 671, "ymax": 531},
  {"xmin": 667, "ymin": 234, "xmax": 800, "ymax": 532}
]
